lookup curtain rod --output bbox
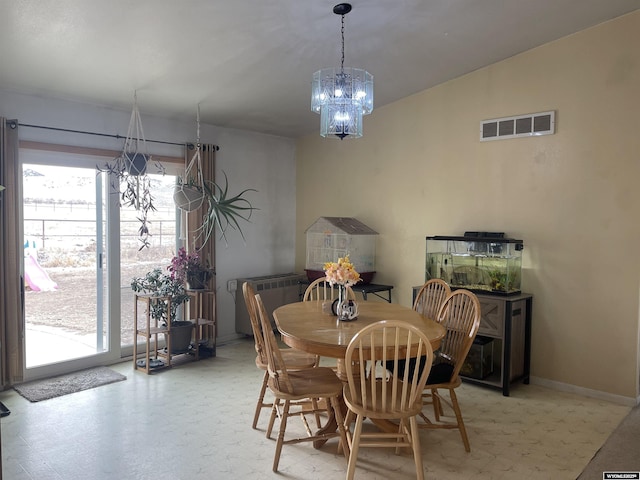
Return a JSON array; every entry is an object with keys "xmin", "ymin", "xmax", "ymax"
[{"xmin": 13, "ymin": 122, "xmax": 220, "ymax": 151}]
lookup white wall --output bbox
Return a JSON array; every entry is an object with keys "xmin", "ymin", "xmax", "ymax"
[{"xmin": 0, "ymin": 90, "xmax": 298, "ymax": 342}]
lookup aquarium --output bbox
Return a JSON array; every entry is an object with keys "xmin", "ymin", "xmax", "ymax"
[
  {"xmin": 425, "ymin": 233, "xmax": 523, "ymax": 295},
  {"xmin": 461, "ymin": 336, "xmax": 494, "ymax": 379},
  {"xmin": 305, "ymin": 217, "xmax": 378, "ymax": 284}
]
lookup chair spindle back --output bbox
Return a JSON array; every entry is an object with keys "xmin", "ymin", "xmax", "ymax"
[
  {"xmin": 303, "ymin": 278, "xmax": 355, "ymax": 302},
  {"xmin": 254, "ymin": 293, "xmax": 294, "ymax": 394},
  {"xmin": 242, "ymin": 282, "xmax": 268, "ymax": 364},
  {"xmin": 435, "ymin": 289, "xmax": 481, "ymax": 379},
  {"xmin": 346, "ymin": 320, "xmax": 433, "ymax": 416},
  {"xmin": 413, "ymin": 278, "xmax": 451, "ymax": 320}
]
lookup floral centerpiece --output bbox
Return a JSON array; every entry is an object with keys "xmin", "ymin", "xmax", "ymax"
[
  {"xmin": 168, "ymin": 247, "xmax": 215, "ymax": 290},
  {"xmin": 324, "ymin": 255, "xmax": 360, "ymax": 321},
  {"xmin": 324, "ymin": 255, "xmax": 361, "ymax": 287}
]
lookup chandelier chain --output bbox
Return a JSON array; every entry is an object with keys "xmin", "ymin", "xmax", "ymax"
[{"xmin": 341, "ymin": 13, "xmax": 345, "ymax": 72}]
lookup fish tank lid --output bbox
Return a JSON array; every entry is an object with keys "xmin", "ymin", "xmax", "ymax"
[{"xmin": 426, "ymin": 232, "xmax": 523, "ymax": 244}]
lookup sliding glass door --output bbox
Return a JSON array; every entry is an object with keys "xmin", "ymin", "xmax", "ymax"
[
  {"xmin": 21, "ymin": 148, "xmax": 181, "ymax": 380},
  {"xmin": 23, "ymin": 162, "xmax": 109, "ymax": 373}
]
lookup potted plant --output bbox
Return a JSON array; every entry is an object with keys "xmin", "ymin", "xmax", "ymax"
[
  {"xmin": 174, "ymin": 175, "xmax": 205, "ymax": 212},
  {"xmin": 174, "ymin": 107, "xmax": 257, "ymax": 247},
  {"xmin": 168, "ymin": 247, "xmax": 215, "ymax": 290},
  {"xmin": 194, "ymin": 172, "xmax": 257, "ymax": 248},
  {"xmin": 99, "ymin": 93, "xmax": 159, "ymax": 250},
  {"xmin": 103, "ymin": 156, "xmax": 157, "ymax": 249},
  {"xmin": 131, "ymin": 267, "xmax": 193, "ymax": 354},
  {"xmin": 174, "ymin": 110, "xmax": 205, "ymax": 212}
]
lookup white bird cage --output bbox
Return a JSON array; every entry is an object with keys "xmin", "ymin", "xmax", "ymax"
[{"xmin": 305, "ymin": 217, "xmax": 378, "ymax": 284}]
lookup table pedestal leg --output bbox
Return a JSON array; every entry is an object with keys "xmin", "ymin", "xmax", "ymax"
[
  {"xmin": 312, "ymin": 395, "xmax": 346, "ymax": 449},
  {"xmin": 312, "ymin": 358, "xmax": 351, "ymax": 449}
]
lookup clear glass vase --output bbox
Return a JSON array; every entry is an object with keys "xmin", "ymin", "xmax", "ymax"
[{"xmin": 336, "ymin": 285, "xmax": 358, "ymax": 321}]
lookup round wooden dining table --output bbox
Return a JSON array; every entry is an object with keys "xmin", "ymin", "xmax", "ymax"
[
  {"xmin": 273, "ymin": 300, "xmax": 445, "ymax": 372},
  {"xmin": 272, "ymin": 300, "xmax": 445, "ymax": 447}
]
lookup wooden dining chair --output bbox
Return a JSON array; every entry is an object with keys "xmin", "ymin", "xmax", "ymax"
[
  {"xmin": 242, "ymin": 282, "xmax": 318, "ymax": 430},
  {"xmin": 413, "ymin": 278, "xmax": 451, "ymax": 320},
  {"xmin": 419, "ymin": 289, "xmax": 481, "ymax": 452},
  {"xmin": 254, "ymin": 293, "xmax": 349, "ymax": 472},
  {"xmin": 381, "ymin": 278, "xmax": 449, "ymax": 392},
  {"xmin": 343, "ymin": 320, "xmax": 434, "ymax": 480},
  {"xmin": 303, "ymin": 277, "xmax": 356, "ymax": 302}
]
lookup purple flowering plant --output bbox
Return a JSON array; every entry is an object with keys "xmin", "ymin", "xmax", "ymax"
[{"xmin": 168, "ymin": 247, "xmax": 214, "ymax": 284}]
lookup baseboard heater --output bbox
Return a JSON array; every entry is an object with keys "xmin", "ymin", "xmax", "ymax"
[{"xmin": 235, "ymin": 273, "xmax": 306, "ymax": 336}]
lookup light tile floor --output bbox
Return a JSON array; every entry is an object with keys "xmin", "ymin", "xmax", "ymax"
[{"xmin": 0, "ymin": 338, "xmax": 631, "ymax": 480}]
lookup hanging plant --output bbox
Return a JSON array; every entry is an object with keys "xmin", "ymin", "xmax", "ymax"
[
  {"xmin": 194, "ymin": 171, "xmax": 257, "ymax": 250},
  {"xmin": 174, "ymin": 106, "xmax": 258, "ymax": 251},
  {"xmin": 174, "ymin": 175, "xmax": 205, "ymax": 212},
  {"xmin": 99, "ymin": 93, "xmax": 160, "ymax": 250},
  {"xmin": 173, "ymin": 106, "xmax": 205, "ymax": 212}
]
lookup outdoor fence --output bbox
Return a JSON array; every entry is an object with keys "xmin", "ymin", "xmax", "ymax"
[
  {"xmin": 24, "ymin": 218, "xmax": 177, "ymax": 251},
  {"xmin": 23, "ymin": 200, "xmax": 177, "ymax": 252}
]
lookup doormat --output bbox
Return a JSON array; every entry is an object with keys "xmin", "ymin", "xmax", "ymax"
[{"xmin": 13, "ymin": 366, "xmax": 126, "ymax": 402}]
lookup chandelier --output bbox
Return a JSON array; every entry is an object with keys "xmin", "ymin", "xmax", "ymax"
[{"xmin": 311, "ymin": 3, "xmax": 373, "ymax": 140}]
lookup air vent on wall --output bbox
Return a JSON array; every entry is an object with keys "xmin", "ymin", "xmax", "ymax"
[{"xmin": 480, "ymin": 111, "xmax": 555, "ymax": 141}]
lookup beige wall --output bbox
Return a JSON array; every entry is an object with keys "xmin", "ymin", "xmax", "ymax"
[{"xmin": 295, "ymin": 11, "xmax": 640, "ymax": 399}]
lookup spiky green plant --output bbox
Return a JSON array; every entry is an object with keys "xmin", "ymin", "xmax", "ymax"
[{"xmin": 194, "ymin": 172, "xmax": 257, "ymax": 249}]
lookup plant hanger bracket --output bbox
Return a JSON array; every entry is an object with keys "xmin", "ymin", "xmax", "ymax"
[
  {"xmin": 122, "ymin": 92, "xmax": 150, "ymax": 177},
  {"xmin": 174, "ymin": 105, "xmax": 206, "ymax": 212}
]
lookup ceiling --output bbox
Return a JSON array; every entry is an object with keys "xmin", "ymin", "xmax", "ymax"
[{"xmin": 1, "ymin": 1, "xmax": 638, "ymax": 138}]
